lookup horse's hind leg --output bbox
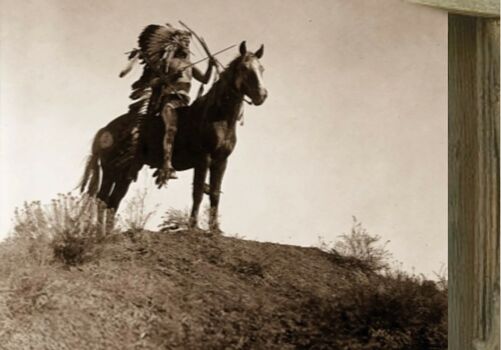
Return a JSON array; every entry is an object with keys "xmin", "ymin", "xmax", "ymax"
[
  {"xmin": 108, "ymin": 174, "xmax": 132, "ymax": 212},
  {"xmin": 91, "ymin": 166, "xmax": 113, "ymax": 228},
  {"xmin": 97, "ymin": 167, "xmax": 114, "ymax": 206}
]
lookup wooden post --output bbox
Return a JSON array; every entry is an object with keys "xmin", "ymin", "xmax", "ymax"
[
  {"xmin": 449, "ymin": 15, "xmax": 499, "ymax": 350},
  {"xmin": 409, "ymin": 1, "xmax": 499, "ymax": 349}
]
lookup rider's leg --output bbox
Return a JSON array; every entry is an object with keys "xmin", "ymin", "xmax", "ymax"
[{"xmin": 159, "ymin": 103, "xmax": 178, "ymax": 183}]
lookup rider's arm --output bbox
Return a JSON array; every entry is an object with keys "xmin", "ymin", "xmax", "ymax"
[{"xmin": 192, "ymin": 59, "xmax": 215, "ymax": 84}]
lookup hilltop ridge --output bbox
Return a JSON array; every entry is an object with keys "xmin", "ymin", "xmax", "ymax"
[{"xmin": 0, "ymin": 229, "xmax": 447, "ymax": 349}]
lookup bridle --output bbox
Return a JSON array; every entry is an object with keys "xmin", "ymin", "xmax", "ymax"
[{"xmin": 221, "ymin": 63, "xmax": 254, "ymax": 105}]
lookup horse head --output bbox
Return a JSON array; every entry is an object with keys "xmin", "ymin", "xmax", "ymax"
[{"xmin": 233, "ymin": 41, "xmax": 268, "ymax": 106}]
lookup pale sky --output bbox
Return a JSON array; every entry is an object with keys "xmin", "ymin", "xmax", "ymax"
[{"xmin": 0, "ymin": 0, "xmax": 447, "ymax": 276}]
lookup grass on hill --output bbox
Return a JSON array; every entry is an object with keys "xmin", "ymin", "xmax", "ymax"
[{"xmin": 0, "ymin": 193, "xmax": 447, "ymax": 350}]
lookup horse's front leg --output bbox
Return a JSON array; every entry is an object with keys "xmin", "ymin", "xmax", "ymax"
[
  {"xmin": 209, "ymin": 158, "xmax": 228, "ymax": 232},
  {"xmin": 189, "ymin": 157, "xmax": 209, "ymax": 229}
]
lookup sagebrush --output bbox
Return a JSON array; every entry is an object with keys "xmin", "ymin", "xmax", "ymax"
[
  {"xmin": 11, "ymin": 193, "xmax": 116, "ymax": 265},
  {"xmin": 330, "ymin": 217, "xmax": 392, "ymax": 272},
  {"xmin": 119, "ymin": 187, "xmax": 157, "ymax": 232},
  {"xmin": 159, "ymin": 205, "xmax": 211, "ymax": 232}
]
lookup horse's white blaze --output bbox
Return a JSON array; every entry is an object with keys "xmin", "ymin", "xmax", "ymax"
[{"xmin": 250, "ymin": 60, "xmax": 265, "ymax": 91}]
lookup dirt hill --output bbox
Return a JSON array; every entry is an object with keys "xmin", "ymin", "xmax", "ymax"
[{"xmin": 0, "ymin": 229, "xmax": 447, "ymax": 350}]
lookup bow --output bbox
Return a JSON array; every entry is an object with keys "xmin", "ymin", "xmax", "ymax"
[{"xmin": 179, "ymin": 21, "xmax": 223, "ymax": 76}]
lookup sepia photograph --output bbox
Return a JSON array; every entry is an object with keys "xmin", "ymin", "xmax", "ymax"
[{"xmin": 1, "ymin": 0, "xmax": 495, "ymax": 349}]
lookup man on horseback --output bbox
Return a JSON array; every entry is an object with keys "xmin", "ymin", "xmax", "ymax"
[
  {"xmin": 121, "ymin": 23, "xmax": 216, "ymax": 187},
  {"xmin": 81, "ymin": 39, "xmax": 267, "ymax": 230}
]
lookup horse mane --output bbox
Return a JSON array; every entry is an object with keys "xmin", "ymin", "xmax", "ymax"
[{"xmin": 194, "ymin": 54, "xmax": 244, "ymax": 108}]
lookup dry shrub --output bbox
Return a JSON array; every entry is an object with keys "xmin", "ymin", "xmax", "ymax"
[
  {"xmin": 159, "ymin": 208, "xmax": 191, "ymax": 232},
  {"xmin": 119, "ymin": 187, "xmax": 158, "ymax": 233},
  {"xmin": 11, "ymin": 193, "xmax": 116, "ymax": 265},
  {"xmin": 433, "ymin": 264, "xmax": 448, "ymax": 292},
  {"xmin": 159, "ymin": 206, "xmax": 210, "ymax": 232},
  {"xmin": 332, "ymin": 217, "xmax": 392, "ymax": 272}
]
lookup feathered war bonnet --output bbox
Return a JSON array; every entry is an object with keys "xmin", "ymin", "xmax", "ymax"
[
  {"xmin": 138, "ymin": 24, "xmax": 192, "ymax": 68},
  {"xmin": 118, "ymin": 23, "xmax": 191, "ymax": 80}
]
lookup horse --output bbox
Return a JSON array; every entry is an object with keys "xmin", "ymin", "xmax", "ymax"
[{"xmin": 79, "ymin": 41, "xmax": 267, "ymax": 231}]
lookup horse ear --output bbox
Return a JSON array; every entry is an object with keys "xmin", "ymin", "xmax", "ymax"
[
  {"xmin": 239, "ymin": 41, "xmax": 247, "ymax": 56},
  {"xmin": 255, "ymin": 44, "xmax": 264, "ymax": 59}
]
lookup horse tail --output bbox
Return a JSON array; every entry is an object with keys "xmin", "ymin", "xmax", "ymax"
[{"xmin": 79, "ymin": 131, "xmax": 102, "ymax": 196}]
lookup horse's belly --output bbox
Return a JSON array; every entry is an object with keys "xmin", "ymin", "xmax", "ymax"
[{"xmin": 172, "ymin": 151, "xmax": 196, "ymax": 171}]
